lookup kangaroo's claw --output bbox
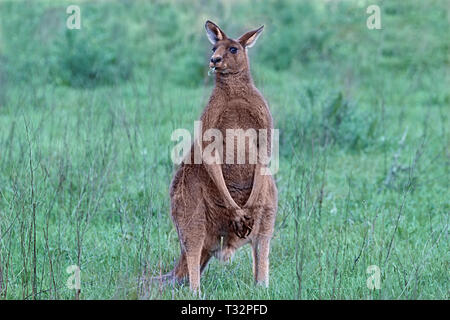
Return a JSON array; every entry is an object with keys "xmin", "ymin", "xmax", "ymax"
[{"xmin": 230, "ymin": 211, "xmax": 254, "ymax": 238}]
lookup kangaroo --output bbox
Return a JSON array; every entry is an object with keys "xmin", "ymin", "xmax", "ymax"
[{"xmin": 163, "ymin": 21, "xmax": 277, "ymax": 293}]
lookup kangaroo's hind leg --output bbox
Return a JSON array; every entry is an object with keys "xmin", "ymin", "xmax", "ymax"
[
  {"xmin": 251, "ymin": 178, "xmax": 277, "ymax": 287},
  {"xmin": 183, "ymin": 203, "xmax": 206, "ymax": 293},
  {"xmin": 252, "ymin": 233, "xmax": 272, "ymax": 287},
  {"xmin": 172, "ymin": 191, "xmax": 207, "ymax": 293},
  {"xmin": 170, "ymin": 164, "xmax": 212, "ymax": 293}
]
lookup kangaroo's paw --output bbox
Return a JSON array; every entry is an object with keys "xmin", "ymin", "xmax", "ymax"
[{"xmin": 231, "ymin": 209, "xmax": 254, "ymax": 238}]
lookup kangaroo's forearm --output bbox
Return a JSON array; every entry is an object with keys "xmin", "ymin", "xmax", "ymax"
[{"xmin": 244, "ymin": 163, "xmax": 265, "ymax": 208}]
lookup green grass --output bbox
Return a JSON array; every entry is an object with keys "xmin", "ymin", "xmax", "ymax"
[{"xmin": 0, "ymin": 0, "xmax": 448, "ymax": 299}]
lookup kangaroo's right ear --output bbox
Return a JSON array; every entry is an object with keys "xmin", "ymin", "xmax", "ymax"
[{"xmin": 205, "ymin": 20, "xmax": 227, "ymax": 44}]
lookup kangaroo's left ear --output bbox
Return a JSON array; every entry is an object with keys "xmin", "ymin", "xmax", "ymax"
[{"xmin": 238, "ymin": 25, "xmax": 264, "ymax": 48}]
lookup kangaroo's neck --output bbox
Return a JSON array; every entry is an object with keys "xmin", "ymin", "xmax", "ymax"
[{"xmin": 214, "ymin": 68, "xmax": 254, "ymax": 97}]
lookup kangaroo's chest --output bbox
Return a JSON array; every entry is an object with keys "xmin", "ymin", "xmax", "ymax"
[{"xmin": 216, "ymin": 100, "xmax": 259, "ymax": 130}]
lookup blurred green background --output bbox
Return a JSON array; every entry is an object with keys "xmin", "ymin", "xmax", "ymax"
[{"xmin": 0, "ymin": 0, "xmax": 448, "ymax": 299}]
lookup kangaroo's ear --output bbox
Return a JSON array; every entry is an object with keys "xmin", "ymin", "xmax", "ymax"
[
  {"xmin": 205, "ymin": 20, "xmax": 227, "ymax": 44},
  {"xmin": 238, "ymin": 25, "xmax": 264, "ymax": 48}
]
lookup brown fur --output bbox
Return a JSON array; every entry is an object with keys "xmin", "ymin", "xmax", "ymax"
[{"xmin": 162, "ymin": 21, "xmax": 277, "ymax": 293}]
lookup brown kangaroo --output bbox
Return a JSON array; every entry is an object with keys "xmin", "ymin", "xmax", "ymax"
[{"xmin": 163, "ymin": 21, "xmax": 277, "ymax": 293}]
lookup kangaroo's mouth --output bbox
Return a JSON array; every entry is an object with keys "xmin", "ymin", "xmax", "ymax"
[
  {"xmin": 208, "ymin": 65, "xmax": 229, "ymax": 76},
  {"xmin": 208, "ymin": 66, "xmax": 227, "ymax": 75}
]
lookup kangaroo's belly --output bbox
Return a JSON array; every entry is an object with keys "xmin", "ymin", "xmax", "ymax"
[{"xmin": 222, "ymin": 163, "xmax": 254, "ymax": 206}]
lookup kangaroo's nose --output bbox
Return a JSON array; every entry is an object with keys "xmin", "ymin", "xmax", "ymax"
[{"xmin": 210, "ymin": 57, "xmax": 222, "ymax": 64}]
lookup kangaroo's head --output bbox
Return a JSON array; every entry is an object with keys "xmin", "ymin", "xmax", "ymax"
[{"xmin": 205, "ymin": 20, "xmax": 263, "ymax": 75}]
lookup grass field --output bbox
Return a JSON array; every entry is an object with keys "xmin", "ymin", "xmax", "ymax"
[{"xmin": 0, "ymin": 0, "xmax": 448, "ymax": 299}]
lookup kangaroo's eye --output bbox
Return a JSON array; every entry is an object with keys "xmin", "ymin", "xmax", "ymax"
[
  {"xmin": 229, "ymin": 47, "xmax": 238, "ymax": 54},
  {"xmin": 212, "ymin": 47, "xmax": 217, "ymax": 52}
]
